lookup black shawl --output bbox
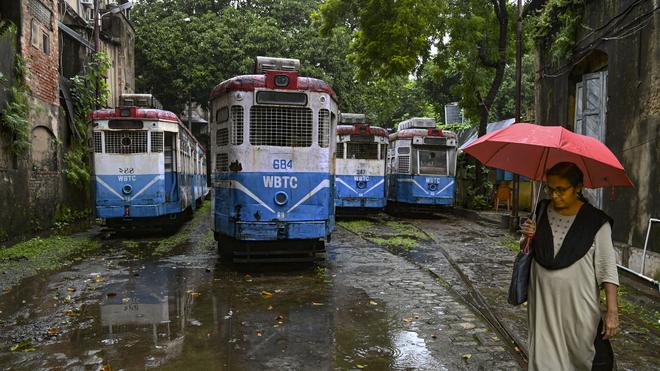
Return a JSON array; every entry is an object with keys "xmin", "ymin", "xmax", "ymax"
[{"xmin": 532, "ymin": 199, "xmax": 613, "ymax": 270}]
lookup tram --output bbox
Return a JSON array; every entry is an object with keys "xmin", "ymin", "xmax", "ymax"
[
  {"xmin": 209, "ymin": 57, "xmax": 338, "ymax": 261},
  {"xmin": 335, "ymin": 113, "xmax": 388, "ymax": 214},
  {"xmin": 387, "ymin": 117, "xmax": 457, "ymax": 212},
  {"xmin": 91, "ymin": 94, "xmax": 208, "ymax": 228}
]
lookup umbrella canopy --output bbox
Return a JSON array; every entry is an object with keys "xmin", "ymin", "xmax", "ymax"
[{"xmin": 462, "ymin": 123, "xmax": 633, "ymax": 189}]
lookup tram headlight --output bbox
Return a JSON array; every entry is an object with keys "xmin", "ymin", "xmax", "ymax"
[
  {"xmin": 122, "ymin": 184, "xmax": 133, "ymax": 195},
  {"xmin": 274, "ymin": 74, "xmax": 289, "ymax": 87},
  {"xmin": 121, "ymin": 136, "xmax": 132, "ymax": 146},
  {"xmin": 274, "ymin": 191, "xmax": 288, "ymax": 206},
  {"xmin": 428, "ymin": 183, "xmax": 438, "ymax": 191},
  {"xmin": 356, "ymin": 181, "xmax": 367, "ymax": 189}
]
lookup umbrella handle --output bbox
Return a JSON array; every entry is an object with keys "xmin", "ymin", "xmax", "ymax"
[{"xmin": 523, "ymin": 236, "xmax": 532, "ymax": 255}]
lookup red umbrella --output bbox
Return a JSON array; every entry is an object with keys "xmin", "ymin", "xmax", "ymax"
[{"xmin": 462, "ymin": 123, "xmax": 633, "ymax": 189}]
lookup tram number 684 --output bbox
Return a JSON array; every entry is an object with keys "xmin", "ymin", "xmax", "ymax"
[{"xmin": 272, "ymin": 159, "xmax": 292, "ymax": 170}]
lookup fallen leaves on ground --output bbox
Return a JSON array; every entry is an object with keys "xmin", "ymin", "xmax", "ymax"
[
  {"xmin": 191, "ymin": 291, "xmax": 202, "ymax": 298},
  {"xmin": 256, "ymin": 330, "xmax": 263, "ymax": 337},
  {"xmin": 274, "ymin": 289, "xmax": 283, "ymax": 294},
  {"xmin": 275, "ymin": 315, "xmax": 285, "ymax": 324},
  {"xmin": 65, "ymin": 309, "xmax": 81, "ymax": 317},
  {"xmin": 67, "ymin": 287, "xmax": 76, "ymax": 292},
  {"xmin": 2, "ymin": 288, "xmax": 11, "ymax": 294},
  {"xmin": 47, "ymin": 327, "xmax": 58, "ymax": 336},
  {"xmin": 312, "ymin": 302, "xmax": 324, "ymax": 306},
  {"xmin": 462, "ymin": 354, "xmax": 472, "ymax": 361},
  {"xmin": 10, "ymin": 340, "xmax": 35, "ymax": 352},
  {"xmin": 260, "ymin": 290, "xmax": 273, "ymax": 298},
  {"xmin": 368, "ymin": 300, "xmax": 378, "ymax": 306}
]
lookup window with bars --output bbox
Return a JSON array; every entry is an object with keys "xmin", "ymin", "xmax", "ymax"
[
  {"xmin": 231, "ymin": 106, "xmax": 244, "ymax": 145},
  {"xmin": 249, "ymin": 106, "xmax": 313, "ymax": 147},
  {"xmin": 318, "ymin": 109, "xmax": 330, "ymax": 147},
  {"xmin": 151, "ymin": 132, "xmax": 164, "ymax": 152},
  {"xmin": 216, "ymin": 153, "xmax": 228, "ymax": 172},
  {"xmin": 347, "ymin": 143, "xmax": 379, "ymax": 160},
  {"xmin": 336, "ymin": 143, "xmax": 345, "ymax": 159},
  {"xmin": 105, "ymin": 131, "xmax": 148, "ymax": 154},
  {"xmin": 216, "ymin": 128, "xmax": 229, "ymax": 146},
  {"xmin": 94, "ymin": 132, "xmax": 102, "ymax": 153},
  {"xmin": 398, "ymin": 156, "xmax": 410, "ymax": 173}
]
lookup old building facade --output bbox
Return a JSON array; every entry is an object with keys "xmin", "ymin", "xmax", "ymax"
[
  {"xmin": 535, "ymin": 1, "xmax": 659, "ymax": 276},
  {"xmin": 0, "ymin": 0, "xmax": 134, "ymax": 243}
]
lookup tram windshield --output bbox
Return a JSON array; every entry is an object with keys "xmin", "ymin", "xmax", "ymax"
[
  {"xmin": 346, "ymin": 142, "xmax": 380, "ymax": 160},
  {"xmin": 418, "ymin": 148, "xmax": 448, "ymax": 175}
]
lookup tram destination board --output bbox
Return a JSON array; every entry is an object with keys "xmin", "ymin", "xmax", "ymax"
[
  {"xmin": 350, "ymin": 134, "xmax": 374, "ymax": 142},
  {"xmin": 424, "ymin": 137, "xmax": 447, "ymax": 145}
]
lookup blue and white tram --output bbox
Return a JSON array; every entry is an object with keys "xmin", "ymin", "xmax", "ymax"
[
  {"xmin": 387, "ymin": 117, "xmax": 457, "ymax": 212},
  {"xmin": 209, "ymin": 57, "xmax": 338, "ymax": 260},
  {"xmin": 335, "ymin": 113, "xmax": 388, "ymax": 214},
  {"xmin": 92, "ymin": 94, "xmax": 208, "ymax": 228}
]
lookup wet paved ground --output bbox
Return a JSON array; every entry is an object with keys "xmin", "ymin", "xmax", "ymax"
[{"xmin": 0, "ymin": 206, "xmax": 657, "ymax": 370}]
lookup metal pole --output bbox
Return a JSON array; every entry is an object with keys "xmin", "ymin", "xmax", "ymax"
[
  {"xmin": 187, "ymin": 91, "xmax": 192, "ymax": 131},
  {"xmin": 510, "ymin": 0, "xmax": 523, "ymax": 231}
]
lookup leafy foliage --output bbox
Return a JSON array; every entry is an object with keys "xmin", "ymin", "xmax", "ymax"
[
  {"xmin": 65, "ymin": 53, "xmax": 111, "ymax": 188},
  {"xmin": 0, "ymin": 21, "xmax": 31, "ymax": 155},
  {"xmin": 531, "ymin": 0, "xmax": 584, "ymax": 64}
]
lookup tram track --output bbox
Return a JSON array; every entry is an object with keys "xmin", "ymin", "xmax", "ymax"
[
  {"xmin": 409, "ymin": 221, "xmax": 528, "ymax": 364},
  {"xmin": 337, "ymin": 216, "xmax": 529, "ymax": 368}
]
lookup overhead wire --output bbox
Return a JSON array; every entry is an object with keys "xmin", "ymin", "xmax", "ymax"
[{"xmin": 539, "ymin": 3, "xmax": 660, "ymax": 78}]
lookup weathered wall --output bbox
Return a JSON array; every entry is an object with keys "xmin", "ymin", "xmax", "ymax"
[
  {"xmin": 535, "ymin": 0, "xmax": 660, "ymax": 249},
  {"xmin": 103, "ymin": 13, "xmax": 135, "ymax": 106}
]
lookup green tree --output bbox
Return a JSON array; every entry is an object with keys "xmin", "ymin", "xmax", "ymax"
[{"xmin": 320, "ymin": 0, "xmax": 516, "ymax": 188}]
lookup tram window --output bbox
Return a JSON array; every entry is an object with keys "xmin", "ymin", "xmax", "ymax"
[
  {"xmin": 216, "ymin": 107, "xmax": 229, "ymax": 123},
  {"xmin": 249, "ymin": 106, "xmax": 312, "ymax": 147},
  {"xmin": 94, "ymin": 132, "xmax": 102, "ymax": 153},
  {"xmin": 380, "ymin": 144, "xmax": 387, "ymax": 160},
  {"xmin": 397, "ymin": 146, "xmax": 410, "ymax": 154},
  {"xmin": 216, "ymin": 153, "xmax": 228, "ymax": 172},
  {"xmin": 318, "ymin": 109, "xmax": 330, "ymax": 148},
  {"xmin": 418, "ymin": 149, "xmax": 448, "ymax": 175},
  {"xmin": 230, "ymin": 106, "xmax": 244, "ymax": 145},
  {"xmin": 151, "ymin": 132, "xmax": 164, "ymax": 152},
  {"xmin": 336, "ymin": 143, "xmax": 345, "ymax": 159},
  {"xmin": 216, "ymin": 128, "xmax": 229, "ymax": 146},
  {"xmin": 347, "ymin": 143, "xmax": 378, "ymax": 160}
]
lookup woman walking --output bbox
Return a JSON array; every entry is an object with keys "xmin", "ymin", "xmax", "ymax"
[{"xmin": 521, "ymin": 162, "xmax": 620, "ymax": 370}]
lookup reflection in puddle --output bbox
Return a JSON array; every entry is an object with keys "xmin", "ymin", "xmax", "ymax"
[{"xmin": 393, "ymin": 331, "xmax": 447, "ymax": 370}]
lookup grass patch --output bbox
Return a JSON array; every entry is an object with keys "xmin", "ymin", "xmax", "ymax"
[
  {"xmin": 499, "ymin": 234, "xmax": 521, "ymax": 252},
  {"xmin": 600, "ymin": 285, "xmax": 660, "ymax": 332},
  {"xmin": 0, "ymin": 235, "xmax": 99, "ymax": 273},
  {"xmin": 369, "ymin": 236, "xmax": 417, "ymax": 250},
  {"xmin": 152, "ymin": 201, "xmax": 211, "ymax": 256},
  {"xmin": 384, "ymin": 221, "xmax": 428, "ymax": 240},
  {"xmin": 337, "ymin": 219, "xmax": 375, "ymax": 234}
]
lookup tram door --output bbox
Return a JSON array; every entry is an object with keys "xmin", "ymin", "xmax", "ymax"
[{"xmin": 165, "ymin": 132, "xmax": 178, "ymax": 202}]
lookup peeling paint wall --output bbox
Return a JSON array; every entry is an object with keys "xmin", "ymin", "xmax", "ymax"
[{"xmin": 535, "ymin": 0, "xmax": 660, "ymax": 249}]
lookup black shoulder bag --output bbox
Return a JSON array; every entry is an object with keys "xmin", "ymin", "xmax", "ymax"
[{"xmin": 507, "ymin": 201, "xmax": 547, "ymax": 306}]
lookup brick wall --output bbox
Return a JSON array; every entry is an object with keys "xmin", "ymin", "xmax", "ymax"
[{"xmin": 21, "ymin": 0, "xmax": 59, "ymax": 106}]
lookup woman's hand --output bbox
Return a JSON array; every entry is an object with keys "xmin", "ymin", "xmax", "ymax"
[
  {"xmin": 520, "ymin": 218, "xmax": 536, "ymax": 238},
  {"xmin": 602, "ymin": 309, "xmax": 619, "ymax": 340}
]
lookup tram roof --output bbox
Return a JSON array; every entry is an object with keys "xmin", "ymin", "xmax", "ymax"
[
  {"xmin": 389, "ymin": 128, "xmax": 457, "ymax": 141},
  {"xmin": 337, "ymin": 124, "xmax": 388, "ymax": 137},
  {"xmin": 209, "ymin": 74, "xmax": 337, "ymax": 101},
  {"xmin": 91, "ymin": 107, "xmax": 205, "ymax": 150}
]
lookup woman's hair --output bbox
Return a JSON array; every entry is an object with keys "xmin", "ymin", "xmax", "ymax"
[{"xmin": 546, "ymin": 162, "xmax": 589, "ymax": 202}]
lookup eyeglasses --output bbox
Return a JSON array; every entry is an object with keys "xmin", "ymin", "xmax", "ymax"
[{"xmin": 545, "ymin": 185, "xmax": 573, "ymax": 196}]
